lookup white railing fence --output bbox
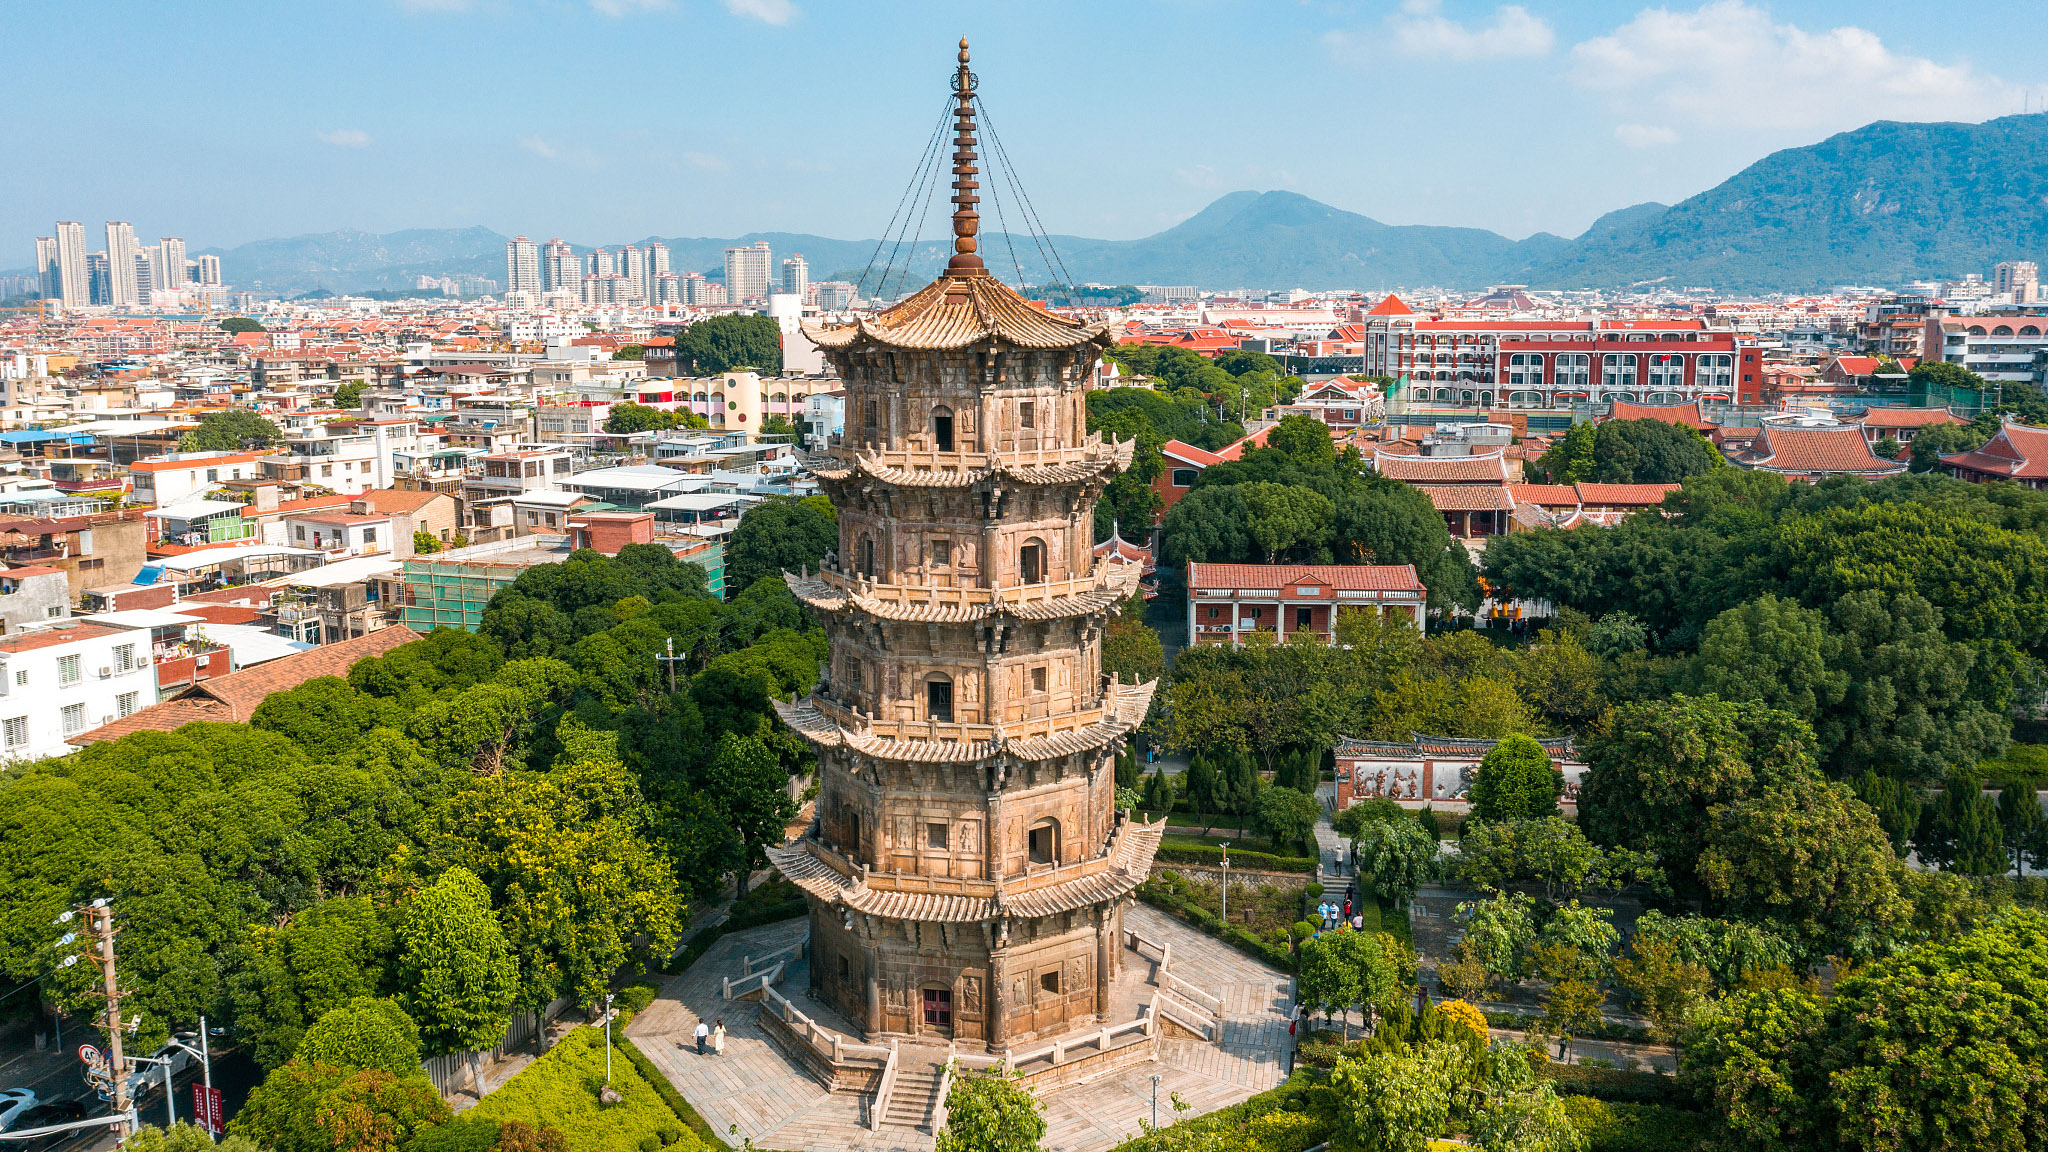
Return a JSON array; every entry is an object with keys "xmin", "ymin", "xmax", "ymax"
[
  {"xmin": 421, "ymin": 995, "xmax": 572, "ymax": 1098},
  {"xmin": 870, "ymin": 1039, "xmax": 900, "ymax": 1131}
]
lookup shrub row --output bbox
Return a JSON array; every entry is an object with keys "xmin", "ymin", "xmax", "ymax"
[
  {"xmin": 1562, "ymin": 1096, "xmax": 1712, "ymax": 1152},
  {"xmin": 1138, "ymin": 888, "xmax": 1296, "ymax": 972},
  {"xmin": 1537, "ymin": 1061, "xmax": 1689, "ymax": 1106},
  {"xmin": 1154, "ymin": 839, "xmax": 1316, "ymax": 874}
]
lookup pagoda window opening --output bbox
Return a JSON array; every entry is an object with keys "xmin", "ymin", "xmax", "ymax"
[
  {"xmin": 1039, "ymin": 971, "xmax": 1060, "ymax": 995},
  {"xmin": 860, "ymin": 536, "xmax": 876, "ymax": 579},
  {"xmin": 1020, "ymin": 539, "xmax": 1045, "ymax": 584},
  {"xmin": 1028, "ymin": 818, "xmax": 1060, "ymax": 865},
  {"xmin": 927, "ymin": 822, "xmax": 949, "ymax": 849},
  {"xmin": 1019, "ymin": 400, "xmax": 1036, "ymax": 429},
  {"xmin": 931, "ymin": 539, "xmax": 951, "ymax": 566},
  {"xmin": 933, "ymin": 406, "xmax": 955, "ymax": 452},
  {"xmin": 927, "ymin": 677, "xmax": 954, "ymax": 723}
]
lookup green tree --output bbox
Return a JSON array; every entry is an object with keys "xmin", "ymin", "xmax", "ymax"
[
  {"xmin": 229, "ymin": 897, "xmax": 395, "ymax": 1071},
  {"xmin": 1329, "ymin": 1041, "xmax": 1466, "ymax": 1152},
  {"xmin": 1820, "ymin": 591, "xmax": 2009, "ymax": 784},
  {"xmin": 1579, "ymin": 696, "xmax": 1820, "ymax": 894},
  {"xmin": 935, "ymin": 1069, "xmax": 1045, "ymax": 1152},
  {"xmin": 1252, "ymin": 786, "xmax": 1318, "ymax": 855},
  {"xmin": 1455, "ymin": 893, "xmax": 1539, "ymax": 983},
  {"xmin": 1996, "ymin": 784, "xmax": 2048, "ymax": 877},
  {"xmin": 1679, "ymin": 985, "xmax": 1828, "ymax": 1152},
  {"xmin": 1264, "ymin": 413, "xmax": 1337, "ymax": 468},
  {"xmin": 675, "ymin": 313, "xmax": 782, "ymax": 374},
  {"xmin": 1240, "ymin": 481, "xmax": 1335, "ymax": 562},
  {"xmin": 1909, "ymin": 421, "xmax": 1987, "ymax": 473},
  {"xmin": 1353, "ymin": 817, "xmax": 1439, "ymax": 908},
  {"xmin": 1296, "ymin": 932, "xmax": 1363, "ymax": 1035},
  {"xmin": 1475, "ymin": 1083, "xmax": 1584, "ymax": 1152},
  {"xmin": 250, "ymin": 677, "xmax": 406, "ymax": 761},
  {"xmin": 233, "ymin": 1062, "xmax": 449, "ymax": 1152},
  {"xmin": 1851, "ymin": 769, "xmax": 1924, "ymax": 855},
  {"xmin": 1612, "ymin": 934, "xmax": 1713, "ymax": 1043},
  {"xmin": 612, "ymin": 343, "xmax": 645, "ymax": 360},
  {"xmin": 724, "ymin": 495, "xmax": 839, "ymax": 592},
  {"xmin": 1697, "ymin": 777, "xmax": 1908, "ymax": 958},
  {"xmin": 604, "ymin": 402, "xmax": 704, "ymax": 434},
  {"xmin": 1695, "ymin": 595, "xmax": 1846, "ymax": 723},
  {"xmin": 705, "ymin": 732, "xmax": 797, "ymax": 900},
  {"xmin": 334, "ymin": 380, "xmax": 365, "ymax": 408},
  {"xmin": 1469, "ymin": 735, "xmax": 1562, "ymax": 823},
  {"xmin": 125, "ymin": 1125, "xmax": 262, "ymax": 1152},
  {"xmin": 1916, "ymin": 782, "xmax": 2006, "ymax": 876},
  {"xmin": 1141, "ymin": 762, "xmax": 1174, "ymax": 815},
  {"xmin": 395, "ymin": 867, "xmax": 519, "ymax": 1056},
  {"xmin": 412, "ymin": 529, "xmax": 441, "ymax": 555},
  {"xmin": 219, "ymin": 316, "xmax": 265, "ymax": 333},
  {"xmin": 181, "ymin": 409, "xmax": 283, "ymax": 451},
  {"xmin": 293, "ymin": 997, "xmax": 424, "ymax": 1079},
  {"xmin": 1539, "ymin": 422, "xmax": 1597, "ymax": 484},
  {"xmin": 1160, "ymin": 485, "xmax": 1253, "ymax": 566},
  {"xmin": 1873, "ymin": 435, "xmax": 1903, "ymax": 460},
  {"xmin": 1587, "ymin": 418, "xmax": 1722, "ymax": 484}
]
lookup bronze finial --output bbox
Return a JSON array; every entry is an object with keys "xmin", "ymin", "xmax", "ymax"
[{"xmin": 946, "ymin": 37, "xmax": 985, "ymax": 275}]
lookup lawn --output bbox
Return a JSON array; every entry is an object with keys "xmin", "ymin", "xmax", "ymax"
[{"xmin": 470, "ymin": 1025, "xmax": 700, "ymax": 1152}]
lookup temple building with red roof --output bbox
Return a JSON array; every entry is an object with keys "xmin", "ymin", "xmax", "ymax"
[
  {"xmin": 1942, "ymin": 418, "xmax": 2048, "ymax": 488},
  {"xmin": 1738, "ymin": 423, "xmax": 1908, "ymax": 480},
  {"xmin": 1186, "ymin": 562, "xmax": 1427, "ymax": 646}
]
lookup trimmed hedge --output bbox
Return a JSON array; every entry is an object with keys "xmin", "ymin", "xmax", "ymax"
[
  {"xmin": 1155, "ymin": 838, "xmax": 1316, "ymax": 874},
  {"xmin": 1139, "ymin": 888, "xmax": 1296, "ymax": 972},
  {"xmin": 619, "ymin": 1033, "xmax": 732, "ymax": 1152},
  {"xmin": 468, "ymin": 1026, "xmax": 696, "ymax": 1152},
  {"xmin": 1563, "ymin": 1096, "xmax": 1712, "ymax": 1152},
  {"xmin": 1537, "ymin": 1061, "xmax": 1688, "ymax": 1106}
]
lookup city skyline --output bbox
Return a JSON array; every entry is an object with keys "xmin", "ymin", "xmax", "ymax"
[{"xmin": 7, "ymin": 1, "xmax": 2048, "ymax": 255}]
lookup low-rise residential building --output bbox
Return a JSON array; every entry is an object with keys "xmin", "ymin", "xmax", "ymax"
[
  {"xmin": 1185, "ymin": 562, "xmax": 1427, "ymax": 646},
  {"xmin": 130, "ymin": 449, "xmax": 268, "ymax": 507},
  {"xmin": 0, "ymin": 511, "xmax": 150, "ymax": 596},
  {"xmin": 1335, "ymin": 734, "xmax": 1584, "ymax": 813},
  {"xmin": 0, "ymin": 621, "xmax": 158, "ymax": 761},
  {"xmin": 0, "ymin": 565, "xmax": 72, "ymax": 634}
]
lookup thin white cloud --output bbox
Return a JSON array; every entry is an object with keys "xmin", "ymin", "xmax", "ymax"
[
  {"xmin": 1614, "ymin": 123, "xmax": 1678, "ymax": 148},
  {"xmin": 683, "ymin": 151, "xmax": 730, "ymax": 172},
  {"xmin": 518, "ymin": 136, "xmax": 558, "ymax": 161},
  {"xmin": 395, "ymin": 0, "xmax": 473, "ymax": 12},
  {"xmin": 1389, "ymin": 0, "xmax": 1554, "ymax": 61},
  {"xmin": 722, "ymin": 0, "xmax": 795, "ymax": 25},
  {"xmin": 1175, "ymin": 164, "xmax": 1219, "ymax": 189},
  {"xmin": 590, "ymin": 0, "xmax": 671, "ymax": 15},
  {"xmin": 1570, "ymin": 0, "xmax": 2025, "ymax": 133},
  {"xmin": 317, "ymin": 129, "xmax": 373, "ymax": 148}
]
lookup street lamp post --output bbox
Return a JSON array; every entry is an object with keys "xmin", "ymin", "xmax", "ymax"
[
  {"xmin": 1219, "ymin": 842, "xmax": 1230, "ymax": 925},
  {"xmin": 167, "ymin": 1017, "xmax": 215, "ymax": 1140},
  {"xmin": 604, "ymin": 993, "xmax": 615, "ymax": 1084},
  {"xmin": 1149, "ymin": 1073, "xmax": 1161, "ymax": 1130}
]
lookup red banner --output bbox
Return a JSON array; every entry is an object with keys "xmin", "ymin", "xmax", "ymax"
[{"xmin": 192, "ymin": 1085, "xmax": 224, "ymax": 1135}]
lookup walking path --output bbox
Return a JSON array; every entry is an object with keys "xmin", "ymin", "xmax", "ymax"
[{"xmin": 626, "ymin": 905, "xmax": 1294, "ymax": 1152}]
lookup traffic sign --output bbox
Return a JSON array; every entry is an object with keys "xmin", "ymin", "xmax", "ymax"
[{"xmin": 77, "ymin": 1043, "xmax": 100, "ymax": 1066}]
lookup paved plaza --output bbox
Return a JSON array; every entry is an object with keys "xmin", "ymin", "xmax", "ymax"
[{"xmin": 626, "ymin": 904, "xmax": 1294, "ymax": 1152}]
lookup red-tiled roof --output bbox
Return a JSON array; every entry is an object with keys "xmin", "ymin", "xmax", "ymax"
[
  {"xmin": 0, "ymin": 622, "xmax": 126, "ymax": 653},
  {"xmin": 1506, "ymin": 484, "xmax": 1581, "ymax": 508},
  {"xmin": 1187, "ymin": 562, "xmax": 1426, "ymax": 592},
  {"xmin": 1160, "ymin": 440, "xmax": 1226, "ymax": 468},
  {"xmin": 67, "ymin": 627, "xmax": 418, "ymax": 745},
  {"xmin": 1365, "ymin": 294, "xmax": 1414, "ymax": 317},
  {"xmin": 1943, "ymin": 418, "xmax": 2048, "ymax": 480},
  {"xmin": 1859, "ymin": 407, "xmax": 1961, "ymax": 430},
  {"xmin": 1607, "ymin": 399, "xmax": 1715, "ymax": 430},
  {"xmin": 1415, "ymin": 484, "xmax": 1515, "ymax": 512},
  {"xmin": 1574, "ymin": 482, "xmax": 1682, "ymax": 506},
  {"xmin": 1746, "ymin": 425, "xmax": 1906, "ymax": 475},
  {"xmin": 1372, "ymin": 451, "xmax": 1512, "ymax": 484}
]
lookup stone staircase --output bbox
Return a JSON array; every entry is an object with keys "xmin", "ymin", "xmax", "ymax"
[{"xmin": 879, "ymin": 1061, "xmax": 945, "ymax": 1131}]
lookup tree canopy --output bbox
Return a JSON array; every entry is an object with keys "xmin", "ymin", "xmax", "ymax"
[{"xmin": 676, "ymin": 313, "xmax": 782, "ymax": 374}]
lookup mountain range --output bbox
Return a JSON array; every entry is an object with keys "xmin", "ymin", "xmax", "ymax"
[{"xmin": 195, "ymin": 112, "xmax": 2048, "ymax": 297}]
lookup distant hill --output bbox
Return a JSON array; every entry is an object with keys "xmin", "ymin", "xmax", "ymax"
[{"xmin": 201, "ymin": 112, "xmax": 2048, "ymax": 296}]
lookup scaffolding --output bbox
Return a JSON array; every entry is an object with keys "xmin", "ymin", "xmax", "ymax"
[{"xmin": 399, "ymin": 536, "xmax": 571, "ymax": 632}]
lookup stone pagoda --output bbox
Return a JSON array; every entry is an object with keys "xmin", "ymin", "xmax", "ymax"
[{"xmin": 767, "ymin": 40, "xmax": 1161, "ymax": 1050}]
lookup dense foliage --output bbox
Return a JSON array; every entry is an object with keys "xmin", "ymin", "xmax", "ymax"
[{"xmin": 674, "ymin": 313, "xmax": 782, "ymax": 374}]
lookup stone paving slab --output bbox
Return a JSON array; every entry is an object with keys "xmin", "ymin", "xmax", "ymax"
[{"xmin": 628, "ymin": 906, "xmax": 1295, "ymax": 1152}]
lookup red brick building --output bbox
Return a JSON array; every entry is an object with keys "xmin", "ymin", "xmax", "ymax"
[{"xmin": 1185, "ymin": 562, "xmax": 1426, "ymax": 646}]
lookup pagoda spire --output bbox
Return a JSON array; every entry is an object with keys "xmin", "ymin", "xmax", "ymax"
[{"xmin": 946, "ymin": 37, "xmax": 985, "ymax": 276}]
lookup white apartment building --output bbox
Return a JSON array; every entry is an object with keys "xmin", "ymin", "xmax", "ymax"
[
  {"xmin": 160, "ymin": 237, "xmax": 188, "ymax": 289},
  {"xmin": 105, "ymin": 221, "xmax": 140, "ymax": 307},
  {"xmin": 54, "ymin": 222, "xmax": 89, "ymax": 306},
  {"xmin": 0, "ymin": 622, "xmax": 157, "ymax": 762},
  {"xmin": 780, "ymin": 254, "xmax": 809, "ymax": 299},
  {"xmin": 505, "ymin": 236, "xmax": 541, "ymax": 295},
  {"xmin": 542, "ymin": 239, "xmax": 577, "ymax": 293},
  {"xmin": 130, "ymin": 449, "xmax": 269, "ymax": 507},
  {"xmin": 725, "ymin": 241, "xmax": 771, "ymax": 303},
  {"xmin": 1995, "ymin": 261, "xmax": 2041, "ymax": 306}
]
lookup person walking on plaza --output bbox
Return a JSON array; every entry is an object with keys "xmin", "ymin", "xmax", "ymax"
[
  {"xmin": 694, "ymin": 1020, "xmax": 710, "ymax": 1054},
  {"xmin": 712, "ymin": 1019, "xmax": 727, "ymax": 1055}
]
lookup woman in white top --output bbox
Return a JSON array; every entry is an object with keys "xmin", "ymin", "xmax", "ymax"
[{"xmin": 711, "ymin": 1018, "xmax": 727, "ymax": 1055}]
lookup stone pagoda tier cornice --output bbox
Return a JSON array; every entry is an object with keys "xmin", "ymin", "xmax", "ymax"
[
  {"xmin": 765, "ymin": 813, "xmax": 1165, "ymax": 924},
  {"xmin": 782, "ymin": 558, "xmax": 1141, "ymax": 624},
  {"xmin": 772, "ymin": 677, "xmax": 1158, "ymax": 765},
  {"xmin": 801, "ymin": 271, "xmax": 1117, "ymax": 354},
  {"xmin": 810, "ymin": 435, "xmax": 1135, "ymax": 491}
]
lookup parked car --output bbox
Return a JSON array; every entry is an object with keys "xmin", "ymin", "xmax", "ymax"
[
  {"xmin": 0, "ymin": 1088, "xmax": 40, "ymax": 1130},
  {"xmin": 121, "ymin": 1042, "xmax": 195, "ymax": 1101}
]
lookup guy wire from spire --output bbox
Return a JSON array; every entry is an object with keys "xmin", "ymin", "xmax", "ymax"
[
  {"xmin": 859, "ymin": 95, "xmax": 953, "ymax": 302},
  {"xmin": 981, "ymin": 131, "xmax": 1028, "ymax": 286},
  {"xmin": 890, "ymin": 132, "xmax": 947, "ymax": 299},
  {"xmin": 975, "ymin": 94, "xmax": 1074, "ymax": 291}
]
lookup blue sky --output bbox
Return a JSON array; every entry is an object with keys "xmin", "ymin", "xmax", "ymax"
[{"xmin": 9, "ymin": 0, "xmax": 2047, "ymax": 253}]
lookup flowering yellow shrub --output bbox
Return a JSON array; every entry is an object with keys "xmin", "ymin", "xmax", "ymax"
[{"xmin": 1435, "ymin": 998, "xmax": 1490, "ymax": 1044}]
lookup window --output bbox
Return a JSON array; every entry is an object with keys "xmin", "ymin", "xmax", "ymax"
[
  {"xmin": 1031, "ymin": 666, "xmax": 1047, "ymax": 693},
  {"xmin": 1028, "ymin": 819, "xmax": 1059, "ymax": 865},
  {"xmin": 931, "ymin": 539, "xmax": 951, "ymax": 566},
  {"xmin": 1020, "ymin": 540, "xmax": 1044, "ymax": 584},
  {"xmin": 1296, "ymin": 607, "xmax": 1312, "ymax": 628},
  {"xmin": 206, "ymin": 469, "xmax": 219, "ymax": 482},
  {"xmin": 932, "ymin": 406, "xmax": 955, "ymax": 452},
  {"xmin": 864, "ymin": 399, "xmax": 878, "ymax": 428},
  {"xmin": 926, "ymin": 678, "xmax": 953, "ymax": 723},
  {"xmin": 838, "ymin": 955, "xmax": 851, "ymax": 980},
  {"xmin": 116, "ymin": 692, "xmax": 138, "ymax": 718},
  {"xmin": 1171, "ymin": 468, "xmax": 1198, "ymax": 487},
  {"xmin": 860, "ymin": 536, "xmax": 876, "ymax": 579},
  {"xmin": 79, "ymin": 558, "xmax": 104, "ymax": 571},
  {"xmin": 1019, "ymin": 401, "xmax": 1036, "ymax": 429},
  {"xmin": 61, "ymin": 703, "xmax": 85, "ymax": 735},
  {"xmin": 12, "ymin": 670, "xmax": 24, "ymax": 686},
  {"xmin": 57, "ymin": 655, "xmax": 81, "ymax": 686},
  {"xmin": 322, "ymin": 464, "xmax": 334, "ymax": 477},
  {"xmin": 923, "ymin": 987, "xmax": 953, "ymax": 1026},
  {"xmin": 926, "ymin": 822, "xmax": 949, "ymax": 849},
  {"xmin": 45, "ymin": 607, "xmax": 61, "ymax": 618},
  {"xmin": 1207, "ymin": 607, "xmax": 1220, "ymax": 619},
  {"xmin": 1040, "ymin": 971, "xmax": 1061, "ymax": 995},
  {"xmin": 3, "ymin": 717, "xmax": 25, "ymax": 747},
  {"xmin": 114, "ymin": 644, "xmax": 135, "ymax": 672},
  {"xmin": 362, "ymin": 527, "xmax": 377, "ymax": 544}
]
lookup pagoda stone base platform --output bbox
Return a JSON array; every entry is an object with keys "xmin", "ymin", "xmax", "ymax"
[{"xmin": 626, "ymin": 904, "xmax": 1294, "ymax": 1152}]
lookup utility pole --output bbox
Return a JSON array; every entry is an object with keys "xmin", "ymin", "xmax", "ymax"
[
  {"xmin": 61, "ymin": 899, "xmax": 133, "ymax": 1139},
  {"xmin": 656, "ymin": 636, "xmax": 686, "ymax": 694}
]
